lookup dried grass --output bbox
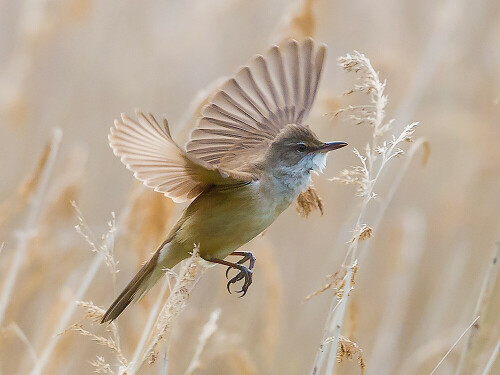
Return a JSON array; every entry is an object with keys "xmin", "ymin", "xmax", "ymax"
[
  {"xmin": 312, "ymin": 51, "xmax": 419, "ymax": 374},
  {"xmin": 0, "ymin": 129, "xmax": 62, "ymax": 326},
  {"xmin": 296, "ymin": 186, "xmax": 324, "ymax": 217},
  {"xmin": 184, "ymin": 309, "xmax": 221, "ymax": 375},
  {"xmin": 126, "ymin": 246, "xmax": 209, "ymax": 374},
  {"xmin": 455, "ymin": 242, "xmax": 500, "ymax": 375},
  {"xmin": 0, "ymin": 139, "xmax": 51, "ymax": 228},
  {"xmin": 1, "ymin": 2, "xmax": 499, "ymax": 375},
  {"xmin": 335, "ymin": 336, "xmax": 366, "ymax": 374},
  {"xmin": 430, "ymin": 316, "xmax": 480, "ymax": 375}
]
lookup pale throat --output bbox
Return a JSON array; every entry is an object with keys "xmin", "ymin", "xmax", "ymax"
[{"xmin": 266, "ymin": 152, "xmax": 328, "ymax": 204}]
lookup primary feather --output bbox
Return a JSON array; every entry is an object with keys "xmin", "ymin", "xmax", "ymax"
[
  {"xmin": 109, "ymin": 110, "xmax": 253, "ymax": 203},
  {"xmin": 109, "ymin": 38, "xmax": 326, "ymax": 202},
  {"xmin": 185, "ymin": 38, "xmax": 326, "ymax": 170}
]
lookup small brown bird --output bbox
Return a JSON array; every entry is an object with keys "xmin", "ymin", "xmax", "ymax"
[{"xmin": 102, "ymin": 38, "xmax": 347, "ymax": 323}]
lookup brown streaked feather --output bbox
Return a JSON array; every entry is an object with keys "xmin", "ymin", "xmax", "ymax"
[
  {"xmin": 109, "ymin": 110, "xmax": 255, "ymax": 202},
  {"xmin": 185, "ymin": 38, "xmax": 327, "ymax": 169}
]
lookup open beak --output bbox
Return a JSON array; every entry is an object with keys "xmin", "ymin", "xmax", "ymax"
[{"xmin": 315, "ymin": 141, "xmax": 348, "ymax": 153}]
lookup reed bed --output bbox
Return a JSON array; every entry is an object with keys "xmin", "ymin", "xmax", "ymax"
[{"xmin": 1, "ymin": 0, "xmax": 499, "ymax": 374}]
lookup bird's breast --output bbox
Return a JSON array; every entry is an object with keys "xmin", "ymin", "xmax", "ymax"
[
  {"xmin": 258, "ymin": 169, "xmax": 312, "ymax": 211},
  {"xmin": 171, "ymin": 172, "xmax": 311, "ymax": 260}
]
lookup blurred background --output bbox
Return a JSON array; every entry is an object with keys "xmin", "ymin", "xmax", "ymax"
[{"xmin": 0, "ymin": 0, "xmax": 499, "ymax": 374}]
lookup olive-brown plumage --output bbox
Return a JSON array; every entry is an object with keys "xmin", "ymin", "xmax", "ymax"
[{"xmin": 102, "ymin": 38, "xmax": 347, "ymax": 323}]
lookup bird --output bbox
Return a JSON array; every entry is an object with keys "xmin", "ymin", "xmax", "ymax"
[{"xmin": 101, "ymin": 38, "xmax": 347, "ymax": 323}]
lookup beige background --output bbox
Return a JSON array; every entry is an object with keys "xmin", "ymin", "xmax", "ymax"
[{"xmin": 0, "ymin": 0, "xmax": 499, "ymax": 374}]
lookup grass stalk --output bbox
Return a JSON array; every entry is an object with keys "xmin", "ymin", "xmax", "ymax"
[
  {"xmin": 29, "ymin": 254, "xmax": 104, "ymax": 375},
  {"xmin": 480, "ymin": 339, "xmax": 500, "ymax": 375},
  {"xmin": 129, "ymin": 276, "xmax": 171, "ymax": 373},
  {"xmin": 392, "ymin": 0, "xmax": 466, "ymax": 132},
  {"xmin": 324, "ymin": 266, "xmax": 353, "ymax": 375},
  {"xmin": 315, "ymin": 51, "xmax": 419, "ymax": 374},
  {"xmin": 0, "ymin": 128, "xmax": 62, "ymax": 327},
  {"xmin": 29, "ymin": 185, "xmax": 138, "ymax": 375},
  {"xmin": 184, "ymin": 308, "xmax": 221, "ymax": 375},
  {"xmin": 430, "ymin": 316, "xmax": 480, "ymax": 375},
  {"xmin": 129, "ymin": 249, "xmax": 205, "ymax": 374},
  {"xmin": 368, "ymin": 211, "xmax": 426, "ymax": 373},
  {"xmin": 455, "ymin": 242, "xmax": 500, "ymax": 375},
  {"xmin": 310, "ymin": 299, "xmax": 342, "ymax": 374}
]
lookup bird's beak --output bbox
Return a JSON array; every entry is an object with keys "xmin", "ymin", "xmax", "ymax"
[{"xmin": 314, "ymin": 141, "xmax": 348, "ymax": 153}]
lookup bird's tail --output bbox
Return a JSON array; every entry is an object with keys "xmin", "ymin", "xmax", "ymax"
[{"xmin": 101, "ymin": 240, "xmax": 180, "ymax": 323}]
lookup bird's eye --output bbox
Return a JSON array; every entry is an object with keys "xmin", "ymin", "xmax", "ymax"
[{"xmin": 297, "ymin": 143, "xmax": 307, "ymax": 152}]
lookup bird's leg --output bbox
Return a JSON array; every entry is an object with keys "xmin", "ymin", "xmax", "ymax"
[
  {"xmin": 225, "ymin": 251, "xmax": 256, "ymax": 278},
  {"xmin": 208, "ymin": 258, "xmax": 253, "ymax": 296}
]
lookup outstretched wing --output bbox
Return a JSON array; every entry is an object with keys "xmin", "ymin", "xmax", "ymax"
[
  {"xmin": 185, "ymin": 38, "xmax": 327, "ymax": 169},
  {"xmin": 109, "ymin": 110, "xmax": 254, "ymax": 203}
]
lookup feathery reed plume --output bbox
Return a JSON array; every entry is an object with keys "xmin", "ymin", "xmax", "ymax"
[
  {"xmin": 72, "ymin": 202, "xmax": 119, "ymax": 286},
  {"xmin": 144, "ymin": 247, "xmax": 203, "ymax": 363},
  {"xmin": 311, "ymin": 52, "xmax": 419, "ymax": 375},
  {"xmin": 59, "ymin": 207, "xmax": 125, "ymax": 374},
  {"xmin": 68, "ymin": 301, "xmax": 128, "ymax": 372},
  {"xmin": 29, "ymin": 180, "xmax": 139, "ymax": 375},
  {"xmin": 128, "ymin": 245, "xmax": 209, "ymax": 373}
]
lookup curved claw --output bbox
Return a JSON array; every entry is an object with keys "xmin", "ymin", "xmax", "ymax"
[
  {"xmin": 226, "ymin": 272, "xmax": 244, "ymax": 293},
  {"xmin": 226, "ymin": 267, "xmax": 252, "ymax": 296},
  {"xmin": 210, "ymin": 256, "xmax": 254, "ymax": 296},
  {"xmin": 237, "ymin": 269, "xmax": 253, "ymax": 297},
  {"xmin": 226, "ymin": 252, "xmax": 256, "ymax": 279}
]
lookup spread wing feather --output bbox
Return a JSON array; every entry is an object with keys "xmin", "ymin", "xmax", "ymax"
[
  {"xmin": 185, "ymin": 38, "xmax": 327, "ymax": 168},
  {"xmin": 109, "ymin": 110, "xmax": 253, "ymax": 202}
]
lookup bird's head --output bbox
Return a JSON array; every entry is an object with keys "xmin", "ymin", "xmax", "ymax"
[{"xmin": 265, "ymin": 124, "xmax": 347, "ymax": 174}]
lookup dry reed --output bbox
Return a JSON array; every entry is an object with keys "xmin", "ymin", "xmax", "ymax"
[
  {"xmin": 455, "ymin": 242, "xmax": 500, "ymax": 375},
  {"xmin": 1, "ymin": 1, "xmax": 499, "ymax": 374},
  {"xmin": 0, "ymin": 129, "xmax": 62, "ymax": 326},
  {"xmin": 311, "ymin": 51, "xmax": 419, "ymax": 374}
]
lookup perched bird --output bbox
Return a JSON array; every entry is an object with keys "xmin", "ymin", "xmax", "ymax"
[{"xmin": 101, "ymin": 38, "xmax": 347, "ymax": 323}]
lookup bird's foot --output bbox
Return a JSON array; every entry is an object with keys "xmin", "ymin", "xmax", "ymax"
[
  {"xmin": 226, "ymin": 265, "xmax": 253, "ymax": 296},
  {"xmin": 209, "ymin": 256, "xmax": 254, "ymax": 297},
  {"xmin": 225, "ymin": 251, "xmax": 256, "ymax": 278}
]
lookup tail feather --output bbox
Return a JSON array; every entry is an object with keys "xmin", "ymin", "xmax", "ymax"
[{"xmin": 101, "ymin": 241, "xmax": 173, "ymax": 323}]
